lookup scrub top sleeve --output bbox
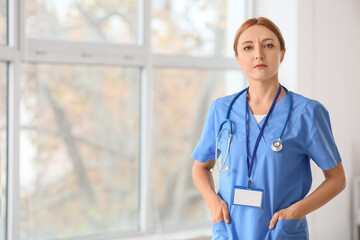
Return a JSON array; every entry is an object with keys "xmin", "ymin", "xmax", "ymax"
[
  {"xmin": 305, "ymin": 102, "xmax": 342, "ymax": 170},
  {"xmin": 191, "ymin": 101, "xmax": 218, "ymax": 163}
]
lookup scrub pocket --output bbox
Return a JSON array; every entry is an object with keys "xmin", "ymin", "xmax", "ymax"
[
  {"xmin": 212, "ymin": 220, "xmax": 228, "ymax": 240},
  {"xmin": 273, "ymin": 218, "xmax": 309, "ymax": 240}
]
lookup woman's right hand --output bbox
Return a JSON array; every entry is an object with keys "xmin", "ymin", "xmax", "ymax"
[
  {"xmin": 192, "ymin": 160, "xmax": 230, "ymax": 224},
  {"xmin": 208, "ymin": 195, "xmax": 230, "ymax": 224}
]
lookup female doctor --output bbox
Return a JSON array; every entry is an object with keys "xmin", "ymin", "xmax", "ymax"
[{"xmin": 192, "ymin": 17, "xmax": 346, "ymax": 240}]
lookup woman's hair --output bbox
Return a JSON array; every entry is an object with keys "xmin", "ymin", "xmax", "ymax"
[{"xmin": 233, "ymin": 17, "xmax": 285, "ymax": 56}]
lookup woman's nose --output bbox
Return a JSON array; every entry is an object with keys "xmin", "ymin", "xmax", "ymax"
[{"xmin": 255, "ymin": 47, "xmax": 264, "ymax": 60}]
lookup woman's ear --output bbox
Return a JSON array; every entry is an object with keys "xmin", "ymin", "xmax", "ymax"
[{"xmin": 280, "ymin": 48, "xmax": 286, "ymax": 63}]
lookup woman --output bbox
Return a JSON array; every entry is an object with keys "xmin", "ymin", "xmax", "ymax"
[{"xmin": 191, "ymin": 17, "xmax": 346, "ymax": 240}]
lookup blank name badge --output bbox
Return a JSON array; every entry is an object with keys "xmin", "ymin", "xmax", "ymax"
[{"xmin": 232, "ymin": 186, "xmax": 264, "ymax": 208}]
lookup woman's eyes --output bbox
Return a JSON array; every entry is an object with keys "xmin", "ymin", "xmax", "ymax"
[{"xmin": 243, "ymin": 44, "xmax": 274, "ymax": 51}]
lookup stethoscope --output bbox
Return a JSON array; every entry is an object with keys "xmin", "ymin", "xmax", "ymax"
[{"xmin": 211, "ymin": 84, "xmax": 292, "ymax": 174}]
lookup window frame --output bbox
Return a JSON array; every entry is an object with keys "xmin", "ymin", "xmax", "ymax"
[{"xmin": 0, "ymin": 0, "xmax": 254, "ymax": 239}]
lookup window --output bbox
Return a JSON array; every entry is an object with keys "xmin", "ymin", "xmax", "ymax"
[
  {"xmin": 26, "ymin": 0, "xmax": 139, "ymax": 44},
  {"xmin": 20, "ymin": 64, "xmax": 140, "ymax": 239},
  {"xmin": 151, "ymin": 68, "xmax": 244, "ymax": 227},
  {"xmin": 0, "ymin": 0, "xmax": 6, "ymax": 45},
  {"xmin": 0, "ymin": 63, "xmax": 7, "ymax": 240}
]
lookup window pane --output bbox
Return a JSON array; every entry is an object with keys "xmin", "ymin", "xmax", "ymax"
[
  {"xmin": 152, "ymin": 0, "xmax": 247, "ymax": 57},
  {"xmin": 152, "ymin": 68, "xmax": 244, "ymax": 227},
  {"xmin": 26, "ymin": 0, "xmax": 139, "ymax": 44},
  {"xmin": 0, "ymin": 0, "xmax": 6, "ymax": 45},
  {"xmin": 20, "ymin": 64, "xmax": 140, "ymax": 239},
  {"xmin": 0, "ymin": 63, "xmax": 7, "ymax": 240}
]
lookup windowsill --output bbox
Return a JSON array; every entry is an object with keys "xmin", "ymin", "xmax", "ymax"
[{"xmin": 121, "ymin": 225, "xmax": 212, "ymax": 240}]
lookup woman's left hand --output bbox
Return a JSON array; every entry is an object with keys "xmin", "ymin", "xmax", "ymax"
[{"xmin": 268, "ymin": 206, "xmax": 304, "ymax": 229}]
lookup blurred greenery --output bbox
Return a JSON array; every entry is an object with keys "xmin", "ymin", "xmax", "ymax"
[
  {"xmin": 152, "ymin": 69, "xmax": 228, "ymax": 227},
  {"xmin": 152, "ymin": 0, "xmax": 228, "ymax": 56},
  {"xmin": 20, "ymin": 64, "xmax": 140, "ymax": 239},
  {"xmin": 26, "ymin": 0, "xmax": 138, "ymax": 43}
]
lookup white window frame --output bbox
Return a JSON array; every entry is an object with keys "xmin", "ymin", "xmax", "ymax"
[{"xmin": 0, "ymin": 0, "xmax": 254, "ymax": 239}]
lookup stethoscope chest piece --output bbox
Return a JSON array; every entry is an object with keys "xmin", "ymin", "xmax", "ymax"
[{"xmin": 271, "ymin": 139, "xmax": 283, "ymax": 152}]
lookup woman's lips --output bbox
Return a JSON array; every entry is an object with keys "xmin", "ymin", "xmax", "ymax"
[{"xmin": 254, "ymin": 64, "xmax": 268, "ymax": 68}]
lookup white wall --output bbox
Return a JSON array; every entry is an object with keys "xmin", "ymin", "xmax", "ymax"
[
  {"xmin": 255, "ymin": 0, "xmax": 360, "ymax": 239},
  {"xmin": 297, "ymin": 0, "xmax": 360, "ymax": 239}
]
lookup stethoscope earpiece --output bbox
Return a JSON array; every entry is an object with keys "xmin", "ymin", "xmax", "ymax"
[
  {"xmin": 210, "ymin": 165, "xmax": 230, "ymax": 174},
  {"xmin": 219, "ymin": 166, "xmax": 230, "ymax": 172}
]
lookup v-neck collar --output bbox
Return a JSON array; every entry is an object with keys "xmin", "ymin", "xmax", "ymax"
[{"xmin": 246, "ymin": 91, "xmax": 289, "ymax": 141}]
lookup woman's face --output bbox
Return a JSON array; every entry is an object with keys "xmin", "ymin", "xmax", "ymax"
[{"xmin": 235, "ymin": 25, "xmax": 285, "ymax": 82}]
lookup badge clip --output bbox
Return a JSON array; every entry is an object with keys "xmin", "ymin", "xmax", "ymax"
[{"xmin": 247, "ymin": 178, "xmax": 252, "ymax": 189}]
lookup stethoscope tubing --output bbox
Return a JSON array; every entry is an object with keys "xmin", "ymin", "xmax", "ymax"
[
  {"xmin": 213, "ymin": 85, "xmax": 292, "ymax": 174},
  {"xmin": 279, "ymin": 86, "xmax": 291, "ymax": 140}
]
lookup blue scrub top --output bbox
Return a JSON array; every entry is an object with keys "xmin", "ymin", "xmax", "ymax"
[{"xmin": 191, "ymin": 90, "xmax": 342, "ymax": 240}]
